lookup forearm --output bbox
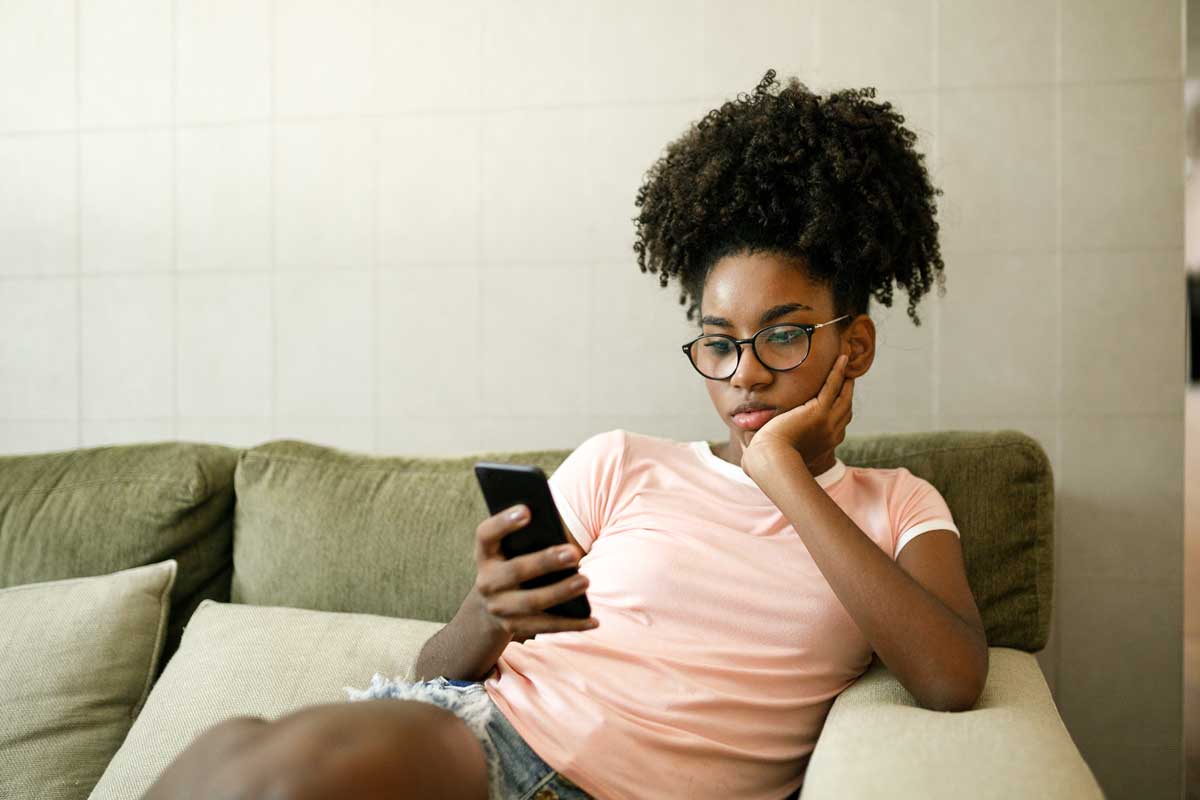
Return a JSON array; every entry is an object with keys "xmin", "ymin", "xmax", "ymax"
[
  {"xmin": 413, "ymin": 587, "xmax": 513, "ymax": 682},
  {"xmin": 744, "ymin": 446, "xmax": 987, "ymax": 712}
]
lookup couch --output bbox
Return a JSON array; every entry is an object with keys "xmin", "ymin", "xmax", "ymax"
[{"xmin": 0, "ymin": 429, "xmax": 1104, "ymax": 800}]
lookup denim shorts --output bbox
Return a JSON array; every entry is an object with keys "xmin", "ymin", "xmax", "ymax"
[{"xmin": 343, "ymin": 673, "xmax": 593, "ymax": 800}]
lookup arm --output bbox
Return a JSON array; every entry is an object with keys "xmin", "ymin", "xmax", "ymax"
[
  {"xmin": 412, "ymin": 587, "xmax": 513, "ymax": 682},
  {"xmin": 743, "ymin": 443, "xmax": 988, "ymax": 712}
]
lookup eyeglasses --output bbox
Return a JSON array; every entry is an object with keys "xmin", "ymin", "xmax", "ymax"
[{"xmin": 680, "ymin": 315, "xmax": 850, "ymax": 380}]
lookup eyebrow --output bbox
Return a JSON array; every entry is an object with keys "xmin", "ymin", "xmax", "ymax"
[{"xmin": 699, "ymin": 302, "xmax": 815, "ymax": 328}]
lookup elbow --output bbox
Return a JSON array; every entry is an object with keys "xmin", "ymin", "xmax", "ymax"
[{"xmin": 922, "ymin": 639, "xmax": 990, "ymax": 713}]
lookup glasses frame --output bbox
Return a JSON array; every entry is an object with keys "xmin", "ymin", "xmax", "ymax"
[{"xmin": 680, "ymin": 314, "xmax": 851, "ymax": 380}]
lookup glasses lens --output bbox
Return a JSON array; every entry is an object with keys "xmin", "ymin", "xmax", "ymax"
[
  {"xmin": 755, "ymin": 325, "xmax": 810, "ymax": 370},
  {"xmin": 690, "ymin": 336, "xmax": 739, "ymax": 379}
]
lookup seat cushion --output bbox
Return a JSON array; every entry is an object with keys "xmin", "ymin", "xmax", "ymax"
[
  {"xmin": 231, "ymin": 429, "xmax": 1051, "ymax": 650},
  {"xmin": 0, "ymin": 441, "xmax": 241, "ymax": 669},
  {"xmin": 88, "ymin": 600, "xmax": 442, "ymax": 800},
  {"xmin": 0, "ymin": 560, "xmax": 176, "ymax": 800}
]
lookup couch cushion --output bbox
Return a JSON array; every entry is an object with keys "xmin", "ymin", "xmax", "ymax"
[
  {"xmin": 0, "ymin": 560, "xmax": 176, "ymax": 800},
  {"xmin": 88, "ymin": 600, "xmax": 442, "ymax": 800},
  {"xmin": 0, "ymin": 441, "xmax": 241, "ymax": 670},
  {"xmin": 232, "ymin": 430, "xmax": 1051, "ymax": 651}
]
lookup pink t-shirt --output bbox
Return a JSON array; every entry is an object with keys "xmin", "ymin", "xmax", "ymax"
[{"xmin": 483, "ymin": 429, "xmax": 959, "ymax": 800}]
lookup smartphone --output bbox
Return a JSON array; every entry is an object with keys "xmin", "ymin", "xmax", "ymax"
[{"xmin": 473, "ymin": 461, "xmax": 591, "ymax": 619}]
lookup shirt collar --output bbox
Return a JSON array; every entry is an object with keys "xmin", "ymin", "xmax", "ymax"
[{"xmin": 690, "ymin": 440, "xmax": 847, "ymax": 490}]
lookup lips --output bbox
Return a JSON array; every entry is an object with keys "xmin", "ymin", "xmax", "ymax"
[{"xmin": 731, "ymin": 408, "xmax": 779, "ymax": 430}]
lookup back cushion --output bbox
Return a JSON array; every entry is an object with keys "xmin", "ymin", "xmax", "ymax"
[
  {"xmin": 0, "ymin": 442, "xmax": 240, "ymax": 670},
  {"xmin": 232, "ymin": 430, "xmax": 1051, "ymax": 651}
]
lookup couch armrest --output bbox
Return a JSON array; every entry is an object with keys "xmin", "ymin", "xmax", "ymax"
[{"xmin": 800, "ymin": 648, "xmax": 1103, "ymax": 799}]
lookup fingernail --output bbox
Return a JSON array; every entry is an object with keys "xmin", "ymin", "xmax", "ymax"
[
  {"xmin": 508, "ymin": 506, "xmax": 526, "ymax": 521},
  {"xmin": 558, "ymin": 547, "xmax": 574, "ymax": 563}
]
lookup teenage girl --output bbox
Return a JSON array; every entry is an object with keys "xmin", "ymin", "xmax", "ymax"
[{"xmin": 144, "ymin": 69, "xmax": 987, "ymax": 800}]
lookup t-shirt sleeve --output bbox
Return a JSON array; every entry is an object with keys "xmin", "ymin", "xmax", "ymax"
[
  {"xmin": 889, "ymin": 469, "xmax": 960, "ymax": 559},
  {"xmin": 546, "ymin": 429, "xmax": 628, "ymax": 553}
]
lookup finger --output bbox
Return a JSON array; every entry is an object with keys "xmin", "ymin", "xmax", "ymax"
[
  {"xmin": 817, "ymin": 354, "xmax": 849, "ymax": 410},
  {"xmin": 830, "ymin": 375, "xmax": 854, "ymax": 422},
  {"xmin": 484, "ymin": 573, "xmax": 589, "ymax": 617},
  {"xmin": 475, "ymin": 504, "xmax": 529, "ymax": 561},
  {"xmin": 498, "ymin": 543, "xmax": 580, "ymax": 588},
  {"xmin": 510, "ymin": 613, "xmax": 601, "ymax": 638}
]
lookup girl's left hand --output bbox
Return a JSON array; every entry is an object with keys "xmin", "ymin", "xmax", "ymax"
[{"xmin": 743, "ymin": 353, "xmax": 854, "ymax": 474}]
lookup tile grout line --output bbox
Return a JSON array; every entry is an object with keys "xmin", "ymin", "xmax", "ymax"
[
  {"xmin": 1053, "ymin": 0, "xmax": 1064, "ymax": 696},
  {"xmin": 170, "ymin": 0, "xmax": 178, "ymax": 442},
  {"xmin": 476, "ymin": 6, "xmax": 486, "ymax": 455},
  {"xmin": 369, "ymin": 0, "xmax": 379, "ymax": 453},
  {"xmin": 931, "ymin": 0, "xmax": 941, "ymax": 429},
  {"xmin": 74, "ymin": 0, "xmax": 83, "ymax": 448},
  {"xmin": 269, "ymin": 0, "xmax": 278, "ymax": 441}
]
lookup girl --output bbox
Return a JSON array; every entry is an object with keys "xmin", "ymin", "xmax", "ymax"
[{"xmin": 145, "ymin": 69, "xmax": 987, "ymax": 800}]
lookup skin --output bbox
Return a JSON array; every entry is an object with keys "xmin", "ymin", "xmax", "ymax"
[{"xmin": 697, "ymin": 249, "xmax": 875, "ymax": 472}]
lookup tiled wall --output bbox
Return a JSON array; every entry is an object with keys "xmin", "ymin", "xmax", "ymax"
[{"xmin": 0, "ymin": 1, "xmax": 1186, "ymax": 796}]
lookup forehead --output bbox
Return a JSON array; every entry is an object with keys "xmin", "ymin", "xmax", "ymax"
[{"xmin": 700, "ymin": 251, "xmax": 831, "ymax": 314}]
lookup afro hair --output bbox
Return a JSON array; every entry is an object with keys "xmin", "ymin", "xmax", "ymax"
[{"xmin": 632, "ymin": 68, "xmax": 946, "ymax": 326}]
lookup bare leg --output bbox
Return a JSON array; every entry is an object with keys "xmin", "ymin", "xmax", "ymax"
[{"xmin": 141, "ymin": 700, "xmax": 490, "ymax": 800}]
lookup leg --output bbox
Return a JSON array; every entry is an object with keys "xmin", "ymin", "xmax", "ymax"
[{"xmin": 142, "ymin": 700, "xmax": 490, "ymax": 800}]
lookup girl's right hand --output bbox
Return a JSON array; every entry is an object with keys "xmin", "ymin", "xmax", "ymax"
[{"xmin": 473, "ymin": 503, "xmax": 600, "ymax": 642}]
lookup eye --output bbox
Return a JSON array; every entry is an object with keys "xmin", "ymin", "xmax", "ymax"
[{"xmin": 703, "ymin": 339, "xmax": 733, "ymax": 354}]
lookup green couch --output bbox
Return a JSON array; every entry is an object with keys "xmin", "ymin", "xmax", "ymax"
[{"xmin": 0, "ymin": 430, "xmax": 1104, "ymax": 799}]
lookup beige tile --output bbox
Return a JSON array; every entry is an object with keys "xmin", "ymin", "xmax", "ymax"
[
  {"xmin": 1062, "ymin": 81, "xmax": 1184, "ymax": 251},
  {"xmin": 0, "ymin": 0, "xmax": 75, "ymax": 132},
  {"xmin": 80, "ymin": 129, "xmax": 172, "ymax": 273},
  {"xmin": 1062, "ymin": 250, "xmax": 1185, "ymax": 415},
  {"xmin": 816, "ymin": 0, "xmax": 934, "ymax": 93},
  {"xmin": 377, "ymin": 268, "xmax": 481, "ymax": 418},
  {"xmin": 176, "ymin": 124, "xmax": 272, "ymax": 271},
  {"xmin": 274, "ymin": 270, "xmax": 372, "ymax": 418},
  {"xmin": 271, "ymin": 416, "xmax": 374, "ymax": 454},
  {"xmin": 854, "ymin": 296, "xmax": 935, "ymax": 426},
  {"xmin": 479, "ymin": 266, "xmax": 591, "ymax": 417},
  {"xmin": 377, "ymin": 416, "xmax": 483, "ymax": 458},
  {"xmin": 175, "ymin": 418, "xmax": 273, "ymax": 450},
  {"xmin": 79, "ymin": 0, "xmax": 172, "ymax": 127},
  {"xmin": 844, "ymin": 414, "xmax": 936, "ymax": 436},
  {"xmin": 1058, "ymin": 415, "xmax": 1184, "ymax": 586},
  {"xmin": 372, "ymin": 0, "xmax": 482, "ymax": 113},
  {"xmin": 176, "ymin": 0, "xmax": 271, "ymax": 124},
  {"xmin": 936, "ymin": 252, "xmax": 1058, "ymax": 417},
  {"xmin": 0, "ymin": 278, "xmax": 78, "ymax": 418},
  {"xmin": 274, "ymin": 121, "xmax": 373, "ymax": 270},
  {"xmin": 274, "ymin": 0, "xmax": 373, "ymax": 117},
  {"xmin": 481, "ymin": 0, "xmax": 704, "ymax": 108},
  {"xmin": 177, "ymin": 273, "xmax": 273, "ymax": 418},
  {"xmin": 480, "ymin": 101, "xmax": 714, "ymax": 266},
  {"xmin": 1062, "ymin": 0, "xmax": 1183, "ymax": 83},
  {"xmin": 477, "ymin": 415, "xmax": 595, "ymax": 455},
  {"xmin": 81, "ymin": 274, "xmax": 173, "ymax": 419},
  {"xmin": 0, "ymin": 134, "xmax": 76, "ymax": 276},
  {"xmin": 586, "ymin": 413, "xmax": 730, "ymax": 445},
  {"xmin": 938, "ymin": 87, "xmax": 1057, "ymax": 253},
  {"xmin": 377, "ymin": 116, "xmax": 481, "ymax": 268},
  {"xmin": 81, "ymin": 418, "xmax": 173, "ymax": 447},
  {"xmin": 0, "ymin": 421, "xmax": 79, "ymax": 455},
  {"xmin": 937, "ymin": 0, "xmax": 1056, "ymax": 88},
  {"xmin": 587, "ymin": 262, "xmax": 699, "ymax": 417},
  {"xmin": 699, "ymin": 0, "xmax": 818, "ymax": 96}
]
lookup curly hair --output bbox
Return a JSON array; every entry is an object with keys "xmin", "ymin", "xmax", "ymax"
[{"xmin": 632, "ymin": 68, "xmax": 945, "ymax": 326}]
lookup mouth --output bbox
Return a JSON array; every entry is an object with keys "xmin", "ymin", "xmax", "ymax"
[{"xmin": 731, "ymin": 408, "xmax": 779, "ymax": 431}]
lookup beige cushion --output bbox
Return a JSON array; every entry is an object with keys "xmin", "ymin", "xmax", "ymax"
[
  {"xmin": 89, "ymin": 600, "xmax": 443, "ymax": 799},
  {"xmin": 0, "ymin": 560, "xmax": 177, "ymax": 800}
]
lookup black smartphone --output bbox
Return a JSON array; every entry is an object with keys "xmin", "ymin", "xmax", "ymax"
[{"xmin": 473, "ymin": 461, "xmax": 591, "ymax": 619}]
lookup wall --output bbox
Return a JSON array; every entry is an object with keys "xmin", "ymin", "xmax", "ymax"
[{"xmin": 0, "ymin": 1, "xmax": 1186, "ymax": 796}]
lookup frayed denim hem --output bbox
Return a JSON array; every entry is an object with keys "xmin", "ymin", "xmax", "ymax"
[{"xmin": 343, "ymin": 674, "xmax": 505, "ymax": 800}]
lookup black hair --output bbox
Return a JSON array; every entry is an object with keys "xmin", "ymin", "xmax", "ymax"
[{"xmin": 632, "ymin": 69, "xmax": 945, "ymax": 326}]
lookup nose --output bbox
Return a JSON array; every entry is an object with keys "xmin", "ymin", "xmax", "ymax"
[{"xmin": 729, "ymin": 341, "xmax": 773, "ymax": 388}]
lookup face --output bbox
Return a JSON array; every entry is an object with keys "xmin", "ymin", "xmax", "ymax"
[{"xmin": 695, "ymin": 250, "xmax": 875, "ymax": 458}]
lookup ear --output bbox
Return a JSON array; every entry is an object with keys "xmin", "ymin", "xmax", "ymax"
[{"xmin": 841, "ymin": 315, "xmax": 875, "ymax": 379}]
